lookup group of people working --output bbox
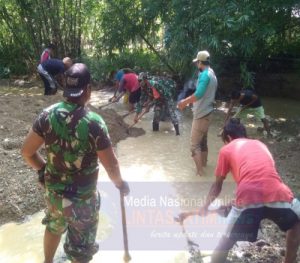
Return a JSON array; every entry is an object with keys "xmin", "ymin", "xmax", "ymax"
[
  {"xmin": 109, "ymin": 69, "xmax": 180, "ymax": 136},
  {"xmin": 20, "ymin": 48, "xmax": 300, "ymax": 263}
]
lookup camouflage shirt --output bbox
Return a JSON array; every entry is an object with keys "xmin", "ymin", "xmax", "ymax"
[
  {"xmin": 136, "ymin": 76, "xmax": 177, "ymax": 113},
  {"xmin": 33, "ymin": 101, "xmax": 111, "ymax": 198}
]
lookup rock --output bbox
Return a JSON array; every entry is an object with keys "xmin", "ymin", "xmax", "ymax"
[
  {"xmin": 13, "ymin": 80, "xmax": 26, "ymax": 86},
  {"xmin": 256, "ymin": 240, "xmax": 269, "ymax": 247},
  {"xmin": 2, "ymin": 138, "xmax": 21, "ymax": 150},
  {"xmin": 257, "ymin": 127, "xmax": 264, "ymax": 133},
  {"xmin": 279, "ymin": 155, "xmax": 286, "ymax": 160},
  {"xmin": 243, "ymin": 251, "xmax": 252, "ymax": 258}
]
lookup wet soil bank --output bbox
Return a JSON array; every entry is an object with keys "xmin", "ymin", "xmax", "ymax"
[{"xmin": 0, "ymin": 91, "xmax": 144, "ymax": 226}]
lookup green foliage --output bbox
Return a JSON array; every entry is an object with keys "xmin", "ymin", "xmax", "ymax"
[
  {"xmin": 0, "ymin": 0, "xmax": 299, "ymax": 81},
  {"xmin": 0, "ymin": 66, "xmax": 10, "ymax": 79},
  {"xmin": 240, "ymin": 63, "xmax": 255, "ymax": 89},
  {"xmin": 82, "ymin": 49, "xmax": 167, "ymax": 81},
  {"xmin": 0, "ymin": 39, "xmax": 29, "ymax": 75},
  {"xmin": 0, "ymin": 0, "xmax": 88, "ymax": 75},
  {"xmin": 161, "ymin": 0, "xmax": 300, "ymax": 82}
]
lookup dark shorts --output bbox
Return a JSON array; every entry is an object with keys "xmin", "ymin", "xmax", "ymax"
[
  {"xmin": 129, "ymin": 88, "xmax": 141, "ymax": 104},
  {"xmin": 226, "ymin": 200, "xmax": 300, "ymax": 242}
]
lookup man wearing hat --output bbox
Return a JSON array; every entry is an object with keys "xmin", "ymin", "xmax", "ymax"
[
  {"xmin": 21, "ymin": 63, "xmax": 129, "ymax": 263},
  {"xmin": 177, "ymin": 50, "xmax": 218, "ymax": 176},
  {"xmin": 135, "ymin": 72, "xmax": 180, "ymax": 135}
]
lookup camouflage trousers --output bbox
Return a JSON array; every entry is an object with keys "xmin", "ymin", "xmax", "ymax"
[
  {"xmin": 153, "ymin": 99, "xmax": 178, "ymax": 125},
  {"xmin": 42, "ymin": 189, "xmax": 101, "ymax": 262}
]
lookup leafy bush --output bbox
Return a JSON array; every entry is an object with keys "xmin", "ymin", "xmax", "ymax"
[
  {"xmin": 0, "ymin": 45, "xmax": 31, "ymax": 76},
  {"xmin": 0, "ymin": 66, "xmax": 10, "ymax": 79},
  {"xmin": 81, "ymin": 49, "xmax": 170, "ymax": 82}
]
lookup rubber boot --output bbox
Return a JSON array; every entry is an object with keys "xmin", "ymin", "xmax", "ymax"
[
  {"xmin": 153, "ymin": 121, "xmax": 159, "ymax": 131},
  {"xmin": 174, "ymin": 124, "xmax": 180, "ymax": 136}
]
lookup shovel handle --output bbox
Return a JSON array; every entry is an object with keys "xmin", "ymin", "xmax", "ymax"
[
  {"xmin": 175, "ymin": 205, "xmax": 232, "ymax": 223},
  {"xmin": 120, "ymin": 193, "xmax": 131, "ymax": 262},
  {"xmin": 127, "ymin": 106, "xmax": 151, "ymax": 131},
  {"xmin": 99, "ymin": 101, "xmax": 115, "ymax": 109}
]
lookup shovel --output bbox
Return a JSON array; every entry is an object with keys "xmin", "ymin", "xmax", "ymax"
[{"xmin": 126, "ymin": 104, "xmax": 153, "ymax": 133}]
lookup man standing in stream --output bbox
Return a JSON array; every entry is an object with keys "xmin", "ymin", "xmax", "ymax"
[
  {"xmin": 177, "ymin": 50, "xmax": 218, "ymax": 176},
  {"xmin": 135, "ymin": 72, "xmax": 180, "ymax": 136},
  {"xmin": 21, "ymin": 63, "xmax": 129, "ymax": 263}
]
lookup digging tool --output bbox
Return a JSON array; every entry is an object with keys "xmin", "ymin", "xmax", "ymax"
[
  {"xmin": 180, "ymin": 217, "xmax": 199, "ymax": 249},
  {"xmin": 126, "ymin": 103, "xmax": 153, "ymax": 133},
  {"xmin": 121, "ymin": 109, "xmax": 135, "ymax": 119},
  {"xmin": 175, "ymin": 212, "xmax": 202, "ymax": 261},
  {"xmin": 127, "ymin": 110, "xmax": 146, "ymax": 128},
  {"xmin": 174, "ymin": 205, "xmax": 231, "ymax": 224},
  {"xmin": 174, "ymin": 206, "xmax": 231, "ymax": 262},
  {"xmin": 126, "ymin": 110, "xmax": 147, "ymax": 133},
  {"xmin": 120, "ymin": 192, "xmax": 131, "ymax": 262},
  {"xmin": 180, "ymin": 218, "xmax": 202, "ymax": 260},
  {"xmin": 99, "ymin": 101, "xmax": 115, "ymax": 109}
]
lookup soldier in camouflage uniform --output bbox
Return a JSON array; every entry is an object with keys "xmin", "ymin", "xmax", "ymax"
[
  {"xmin": 21, "ymin": 63, "xmax": 129, "ymax": 263},
  {"xmin": 135, "ymin": 73, "xmax": 180, "ymax": 135}
]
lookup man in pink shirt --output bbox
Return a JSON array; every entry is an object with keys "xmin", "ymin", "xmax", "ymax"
[
  {"xmin": 183, "ymin": 118, "xmax": 300, "ymax": 263},
  {"xmin": 112, "ymin": 71, "xmax": 141, "ymax": 111},
  {"xmin": 40, "ymin": 44, "xmax": 55, "ymax": 63}
]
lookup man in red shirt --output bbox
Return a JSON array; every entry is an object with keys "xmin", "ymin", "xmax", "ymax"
[
  {"xmin": 112, "ymin": 71, "xmax": 141, "ymax": 112},
  {"xmin": 40, "ymin": 44, "xmax": 55, "ymax": 63},
  {"xmin": 187, "ymin": 118, "xmax": 300, "ymax": 263}
]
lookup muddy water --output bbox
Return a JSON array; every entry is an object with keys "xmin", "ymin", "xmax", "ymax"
[
  {"xmin": 1, "ymin": 89, "xmax": 299, "ymax": 263},
  {"xmin": 262, "ymin": 97, "xmax": 300, "ymax": 119}
]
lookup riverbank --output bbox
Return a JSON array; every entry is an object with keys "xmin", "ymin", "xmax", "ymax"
[{"xmin": 0, "ymin": 89, "xmax": 144, "ymax": 226}]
